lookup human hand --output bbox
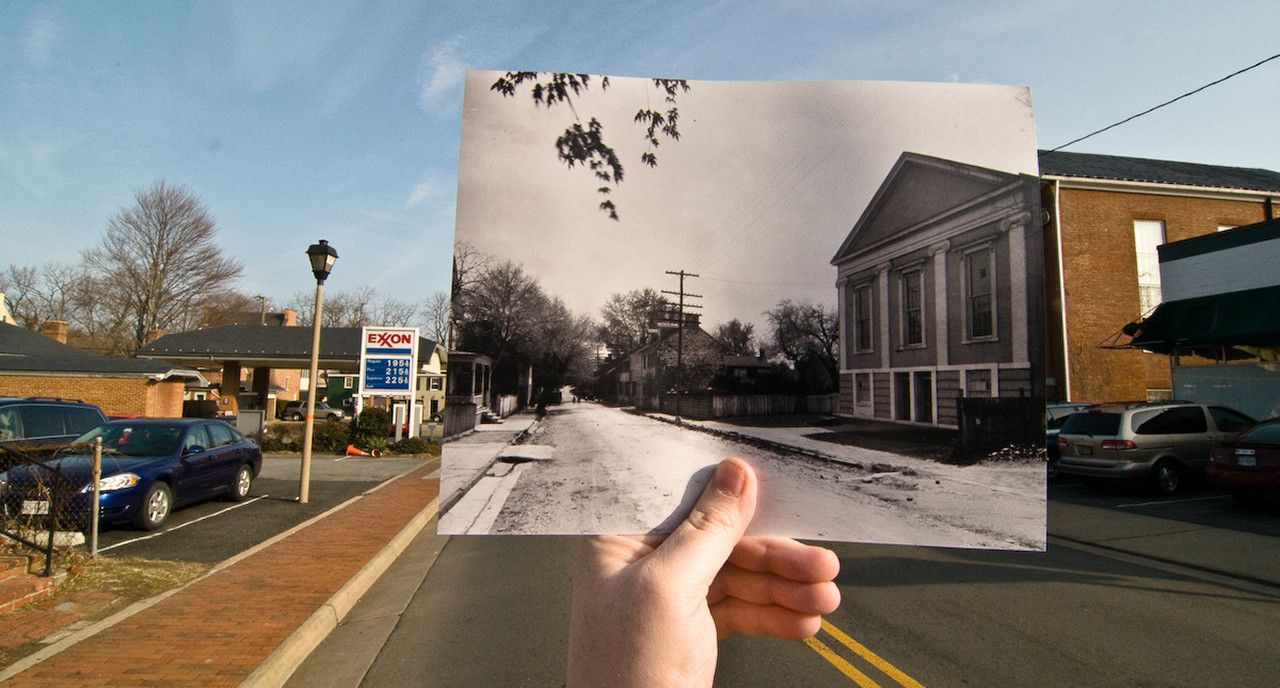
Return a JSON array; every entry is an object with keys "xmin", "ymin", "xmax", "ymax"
[{"xmin": 567, "ymin": 458, "xmax": 841, "ymax": 688}]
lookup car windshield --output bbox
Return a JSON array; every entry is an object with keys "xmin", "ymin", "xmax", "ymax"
[
  {"xmin": 1059, "ymin": 412, "xmax": 1121, "ymax": 436},
  {"xmin": 1238, "ymin": 422, "xmax": 1280, "ymax": 445},
  {"xmin": 72, "ymin": 424, "xmax": 183, "ymax": 457}
]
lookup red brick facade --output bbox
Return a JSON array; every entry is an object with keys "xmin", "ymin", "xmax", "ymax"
[
  {"xmin": 1046, "ymin": 184, "xmax": 1272, "ymax": 403},
  {"xmin": 0, "ymin": 374, "xmax": 186, "ymax": 417}
]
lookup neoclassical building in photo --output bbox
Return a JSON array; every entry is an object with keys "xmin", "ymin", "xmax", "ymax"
[{"xmin": 831, "ymin": 152, "xmax": 1044, "ymax": 427}]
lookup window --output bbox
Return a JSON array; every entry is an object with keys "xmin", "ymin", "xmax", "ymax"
[
  {"xmin": 964, "ymin": 369, "xmax": 992, "ymax": 397},
  {"xmin": 1135, "ymin": 407, "xmax": 1206, "ymax": 435},
  {"xmin": 1134, "ymin": 220, "xmax": 1165, "ymax": 315},
  {"xmin": 852, "ymin": 284, "xmax": 873, "ymax": 352},
  {"xmin": 1209, "ymin": 407, "xmax": 1256, "ymax": 432},
  {"xmin": 18, "ymin": 406, "xmax": 63, "ymax": 438},
  {"xmin": 184, "ymin": 425, "xmax": 211, "ymax": 452},
  {"xmin": 430, "ymin": 377, "xmax": 442, "ymax": 390},
  {"xmin": 900, "ymin": 270, "xmax": 923, "ymax": 347},
  {"xmin": 343, "ymin": 377, "xmax": 354, "ymax": 389},
  {"xmin": 208, "ymin": 422, "xmax": 237, "ymax": 447},
  {"xmin": 964, "ymin": 247, "xmax": 994, "ymax": 340}
]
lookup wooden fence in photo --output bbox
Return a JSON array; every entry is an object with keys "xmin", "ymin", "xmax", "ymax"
[
  {"xmin": 657, "ymin": 392, "xmax": 839, "ymax": 419},
  {"xmin": 443, "ymin": 402, "xmax": 477, "ymax": 438}
]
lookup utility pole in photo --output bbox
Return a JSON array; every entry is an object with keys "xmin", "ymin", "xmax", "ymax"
[{"xmin": 663, "ymin": 269, "xmax": 701, "ymax": 423}]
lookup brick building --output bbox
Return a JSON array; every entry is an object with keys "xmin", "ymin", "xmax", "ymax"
[
  {"xmin": 0, "ymin": 322, "xmax": 206, "ymax": 417},
  {"xmin": 1040, "ymin": 150, "xmax": 1280, "ymax": 403}
]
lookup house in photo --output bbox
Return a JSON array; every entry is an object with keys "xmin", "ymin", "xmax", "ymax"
[
  {"xmin": 0, "ymin": 321, "xmax": 208, "ymax": 417},
  {"xmin": 1039, "ymin": 150, "xmax": 1280, "ymax": 403},
  {"xmin": 1125, "ymin": 217, "xmax": 1280, "ymax": 420},
  {"xmin": 831, "ymin": 152, "xmax": 1043, "ymax": 427}
]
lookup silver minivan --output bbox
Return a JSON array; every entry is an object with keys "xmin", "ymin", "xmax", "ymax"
[{"xmin": 1056, "ymin": 402, "xmax": 1256, "ymax": 493}]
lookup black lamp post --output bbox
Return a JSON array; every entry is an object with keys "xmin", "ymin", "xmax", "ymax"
[{"xmin": 300, "ymin": 239, "xmax": 337, "ymax": 504}]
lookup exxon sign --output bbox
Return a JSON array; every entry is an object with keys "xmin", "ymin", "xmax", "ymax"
[{"xmin": 365, "ymin": 330, "xmax": 414, "ymax": 354}]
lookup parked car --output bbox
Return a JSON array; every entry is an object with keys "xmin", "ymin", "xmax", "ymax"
[
  {"xmin": 1056, "ymin": 401, "xmax": 1256, "ymax": 493},
  {"xmin": 1046, "ymin": 402, "xmax": 1092, "ymax": 477},
  {"xmin": 0, "ymin": 397, "xmax": 108, "ymax": 454},
  {"xmin": 279, "ymin": 401, "xmax": 344, "ymax": 421},
  {"xmin": 0, "ymin": 418, "xmax": 262, "ymax": 530},
  {"xmin": 1209, "ymin": 417, "xmax": 1280, "ymax": 503}
]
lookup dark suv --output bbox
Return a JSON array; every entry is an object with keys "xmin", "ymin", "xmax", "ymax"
[
  {"xmin": 1056, "ymin": 401, "xmax": 1255, "ymax": 493},
  {"xmin": 0, "ymin": 397, "xmax": 109, "ymax": 454}
]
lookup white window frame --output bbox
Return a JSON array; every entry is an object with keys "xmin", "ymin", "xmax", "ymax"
[
  {"xmin": 962, "ymin": 243, "xmax": 997, "ymax": 343},
  {"xmin": 899, "ymin": 269, "xmax": 925, "ymax": 349},
  {"xmin": 1134, "ymin": 220, "xmax": 1165, "ymax": 316},
  {"xmin": 851, "ymin": 282, "xmax": 874, "ymax": 353}
]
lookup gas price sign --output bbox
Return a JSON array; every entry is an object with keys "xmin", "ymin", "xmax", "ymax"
[{"xmin": 358, "ymin": 327, "xmax": 419, "ymax": 396}]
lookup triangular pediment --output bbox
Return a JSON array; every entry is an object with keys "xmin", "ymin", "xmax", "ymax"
[{"xmin": 832, "ymin": 153, "xmax": 1021, "ymax": 264}]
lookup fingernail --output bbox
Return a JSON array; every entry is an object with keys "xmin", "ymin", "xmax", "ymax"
[{"xmin": 713, "ymin": 460, "xmax": 746, "ymax": 498}]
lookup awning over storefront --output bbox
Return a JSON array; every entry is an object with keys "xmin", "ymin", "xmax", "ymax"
[{"xmin": 1125, "ymin": 284, "xmax": 1280, "ymax": 355}]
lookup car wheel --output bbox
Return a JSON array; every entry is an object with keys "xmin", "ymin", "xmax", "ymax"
[
  {"xmin": 1152, "ymin": 460, "xmax": 1182, "ymax": 495},
  {"xmin": 290, "ymin": 412, "xmax": 304, "ymax": 421},
  {"xmin": 327, "ymin": 413, "xmax": 341, "ymax": 421},
  {"xmin": 227, "ymin": 464, "xmax": 253, "ymax": 502},
  {"xmin": 133, "ymin": 482, "xmax": 172, "ymax": 531}
]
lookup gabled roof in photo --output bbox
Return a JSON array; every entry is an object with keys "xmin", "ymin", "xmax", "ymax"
[
  {"xmin": 832, "ymin": 152, "xmax": 1032, "ymax": 265},
  {"xmin": 139, "ymin": 325, "xmax": 439, "ymax": 369},
  {"xmin": 1038, "ymin": 150, "xmax": 1280, "ymax": 192},
  {"xmin": 0, "ymin": 323, "xmax": 203, "ymax": 381}
]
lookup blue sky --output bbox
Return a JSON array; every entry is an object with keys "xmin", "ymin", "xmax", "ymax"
[{"xmin": 3, "ymin": 1, "xmax": 1279, "ymax": 311}]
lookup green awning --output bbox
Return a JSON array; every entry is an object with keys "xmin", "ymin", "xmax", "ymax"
[{"xmin": 1127, "ymin": 285, "xmax": 1280, "ymax": 355}]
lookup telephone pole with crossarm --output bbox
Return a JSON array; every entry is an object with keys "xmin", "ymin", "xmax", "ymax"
[{"xmin": 662, "ymin": 270, "xmax": 701, "ymax": 422}]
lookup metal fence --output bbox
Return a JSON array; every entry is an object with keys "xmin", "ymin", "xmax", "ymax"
[{"xmin": 0, "ymin": 444, "xmax": 83, "ymax": 576}]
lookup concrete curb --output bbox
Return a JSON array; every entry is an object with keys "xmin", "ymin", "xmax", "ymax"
[{"xmin": 238, "ymin": 495, "xmax": 440, "ymax": 688}]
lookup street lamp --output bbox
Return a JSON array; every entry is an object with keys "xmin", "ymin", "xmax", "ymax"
[{"xmin": 300, "ymin": 239, "xmax": 337, "ymax": 504}]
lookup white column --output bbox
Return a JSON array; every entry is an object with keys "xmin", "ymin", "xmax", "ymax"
[
  {"xmin": 1005, "ymin": 213, "xmax": 1030, "ymax": 365},
  {"xmin": 836, "ymin": 277, "xmax": 848, "ymax": 371},
  {"xmin": 876, "ymin": 262, "xmax": 892, "ymax": 370},
  {"xmin": 930, "ymin": 240, "xmax": 950, "ymax": 367}
]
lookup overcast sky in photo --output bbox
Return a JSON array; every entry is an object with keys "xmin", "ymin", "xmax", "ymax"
[
  {"xmin": 2, "ymin": 2, "xmax": 1279, "ymax": 314},
  {"xmin": 456, "ymin": 71, "xmax": 1036, "ymax": 328}
]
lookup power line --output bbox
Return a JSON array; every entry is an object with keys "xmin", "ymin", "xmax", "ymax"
[{"xmin": 1045, "ymin": 51, "xmax": 1280, "ymax": 153}]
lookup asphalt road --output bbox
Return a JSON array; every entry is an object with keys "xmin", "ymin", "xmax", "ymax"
[
  {"xmin": 93, "ymin": 454, "xmax": 425, "ymax": 562},
  {"xmin": 294, "ymin": 474, "xmax": 1280, "ymax": 687}
]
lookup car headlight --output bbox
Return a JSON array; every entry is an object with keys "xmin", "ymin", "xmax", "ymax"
[{"xmin": 82, "ymin": 473, "xmax": 140, "ymax": 493}]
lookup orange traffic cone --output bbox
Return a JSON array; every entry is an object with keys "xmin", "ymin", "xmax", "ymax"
[{"xmin": 345, "ymin": 444, "xmax": 369, "ymax": 456}]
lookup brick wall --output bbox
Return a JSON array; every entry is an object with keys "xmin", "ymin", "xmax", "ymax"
[
  {"xmin": 1055, "ymin": 187, "xmax": 1269, "ymax": 403},
  {"xmin": 0, "ymin": 374, "xmax": 185, "ymax": 417}
]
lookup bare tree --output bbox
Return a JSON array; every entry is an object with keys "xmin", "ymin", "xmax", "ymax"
[
  {"xmin": 715, "ymin": 318, "xmax": 757, "ymax": 356},
  {"xmin": 421, "ymin": 290, "xmax": 451, "ymax": 346},
  {"xmin": 84, "ymin": 181, "xmax": 243, "ymax": 352},
  {"xmin": 599, "ymin": 288, "xmax": 667, "ymax": 357},
  {"xmin": 764, "ymin": 299, "xmax": 839, "ymax": 389}
]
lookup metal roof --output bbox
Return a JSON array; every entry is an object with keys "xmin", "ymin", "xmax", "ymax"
[
  {"xmin": 138, "ymin": 325, "xmax": 438, "ymax": 370},
  {"xmin": 1038, "ymin": 150, "xmax": 1280, "ymax": 193},
  {"xmin": 0, "ymin": 323, "xmax": 202, "ymax": 380}
]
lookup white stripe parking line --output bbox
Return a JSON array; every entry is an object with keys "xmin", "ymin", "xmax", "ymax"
[
  {"xmin": 97, "ymin": 494, "xmax": 270, "ymax": 552},
  {"xmin": 1116, "ymin": 495, "xmax": 1231, "ymax": 509}
]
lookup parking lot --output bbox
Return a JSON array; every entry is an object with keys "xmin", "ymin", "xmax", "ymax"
[{"xmin": 91, "ymin": 454, "xmax": 430, "ymax": 563}]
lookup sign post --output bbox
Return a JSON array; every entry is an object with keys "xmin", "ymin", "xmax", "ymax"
[{"xmin": 358, "ymin": 327, "xmax": 420, "ymax": 438}]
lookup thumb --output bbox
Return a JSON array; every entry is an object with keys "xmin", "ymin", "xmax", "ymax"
[{"xmin": 648, "ymin": 458, "xmax": 758, "ymax": 589}]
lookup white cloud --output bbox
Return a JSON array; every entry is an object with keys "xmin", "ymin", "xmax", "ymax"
[
  {"xmin": 406, "ymin": 168, "xmax": 451, "ymax": 209},
  {"xmin": 417, "ymin": 36, "xmax": 466, "ymax": 113},
  {"xmin": 24, "ymin": 15, "xmax": 56, "ymax": 66}
]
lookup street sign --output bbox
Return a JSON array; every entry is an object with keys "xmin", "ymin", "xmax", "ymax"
[{"xmin": 358, "ymin": 326, "xmax": 419, "ymax": 397}]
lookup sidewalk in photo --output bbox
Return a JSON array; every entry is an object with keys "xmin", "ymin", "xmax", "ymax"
[
  {"xmin": 439, "ymin": 413, "xmax": 538, "ymax": 512},
  {"xmin": 0, "ymin": 458, "xmax": 441, "ymax": 687}
]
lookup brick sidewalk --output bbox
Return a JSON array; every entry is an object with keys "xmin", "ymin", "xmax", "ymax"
[{"xmin": 4, "ymin": 459, "xmax": 440, "ymax": 687}]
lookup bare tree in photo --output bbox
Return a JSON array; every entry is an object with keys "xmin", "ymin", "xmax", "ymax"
[
  {"xmin": 490, "ymin": 72, "xmax": 690, "ymax": 220},
  {"xmin": 599, "ymin": 288, "xmax": 668, "ymax": 357},
  {"xmin": 764, "ymin": 299, "xmax": 839, "ymax": 391},
  {"xmin": 84, "ymin": 181, "xmax": 243, "ymax": 352},
  {"xmin": 449, "ymin": 241, "xmax": 491, "ymax": 345},
  {"xmin": 715, "ymin": 318, "xmax": 757, "ymax": 356},
  {"xmin": 457, "ymin": 260, "xmax": 544, "ymax": 372}
]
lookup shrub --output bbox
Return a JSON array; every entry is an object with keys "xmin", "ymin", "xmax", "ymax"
[
  {"xmin": 258, "ymin": 420, "xmax": 350, "ymax": 454},
  {"xmin": 388, "ymin": 436, "xmax": 439, "ymax": 457},
  {"xmin": 356, "ymin": 408, "xmax": 392, "ymax": 440}
]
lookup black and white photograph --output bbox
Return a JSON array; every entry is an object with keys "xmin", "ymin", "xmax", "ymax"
[{"xmin": 440, "ymin": 70, "xmax": 1046, "ymax": 549}]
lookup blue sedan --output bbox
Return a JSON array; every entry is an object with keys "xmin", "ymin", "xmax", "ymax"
[{"xmin": 1, "ymin": 418, "xmax": 262, "ymax": 531}]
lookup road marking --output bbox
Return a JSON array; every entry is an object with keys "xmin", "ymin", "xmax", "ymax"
[
  {"xmin": 97, "ymin": 495, "xmax": 270, "ymax": 552},
  {"xmin": 1116, "ymin": 495, "xmax": 1231, "ymax": 508},
  {"xmin": 804, "ymin": 636, "xmax": 882, "ymax": 687},
  {"xmin": 809, "ymin": 619, "xmax": 926, "ymax": 688}
]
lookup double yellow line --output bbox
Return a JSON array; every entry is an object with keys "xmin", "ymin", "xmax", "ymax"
[{"xmin": 804, "ymin": 619, "xmax": 925, "ymax": 687}]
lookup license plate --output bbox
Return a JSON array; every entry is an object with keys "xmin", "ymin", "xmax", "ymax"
[
  {"xmin": 1076, "ymin": 445, "xmax": 1093, "ymax": 456},
  {"xmin": 21, "ymin": 500, "xmax": 50, "ymax": 515},
  {"xmin": 1238, "ymin": 455, "xmax": 1257, "ymax": 467}
]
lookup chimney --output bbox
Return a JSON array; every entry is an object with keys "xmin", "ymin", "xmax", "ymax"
[
  {"xmin": 283, "ymin": 308, "xmax": 298, "ymax": 326},
  {"xmin": 41, "ymin": 320, "xmax": 69, "ymax": 344},
  {"xmin": 144, "ymin": 328, "xmax": 165, "ymax": 345}
]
